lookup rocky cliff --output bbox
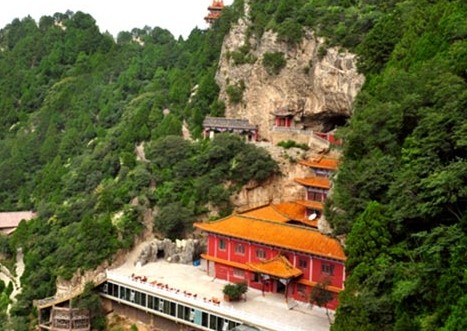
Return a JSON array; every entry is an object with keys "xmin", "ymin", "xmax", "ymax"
[{"xmin": 216, "ymin": 1, "xmax": 364, "ymax": 143}]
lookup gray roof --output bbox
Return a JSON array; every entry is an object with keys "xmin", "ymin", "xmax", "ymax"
[
  {"xmin": 203, "ymin": 117, "xmax": 256, "ymax": 130},
  {"xmin": 0, "ymin": 211, "xmax": 36, "ymax": 234}
]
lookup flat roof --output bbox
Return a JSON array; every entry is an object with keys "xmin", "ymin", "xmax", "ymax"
[{"xmin": 110, "ymin": 259, "xmax": 333, "ymax": 331}]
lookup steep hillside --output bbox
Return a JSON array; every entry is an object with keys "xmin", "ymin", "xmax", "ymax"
[
  {"xmin": 327, "ymin": 1, "xmax": 467, "ymax": 330},
  {"xmin": 0, "ymin": 0, "xmax": 465, "ymax": 330},
  {"xmin": 216, "ymin": 1, "xmax": 364, "ymax": 143},
  {"xmin": 0, "ymin": 4, "xmax": 279, "ymax": 328}
]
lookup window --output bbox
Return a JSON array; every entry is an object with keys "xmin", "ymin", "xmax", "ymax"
[
  {"xmin": 321, "ymin": 264, "xmax": 335, "ymax": 275},
  {"xmin": 233, "ymin": 268, "xmax": 245, "ymax": 279},
  {"xmin": 299, "ymin": 258, "xmax": 308, "ymax": 269},
  {"xmin": 219, "ymin": 239, "xmax": 226, "ymax": 250},
  {"xmin": 306, "ymin": 190, "xmax": 326, "ymax": 202},
  {"xmin": 235, "ymin": 244, "xmax": 245, "ymax": 255},
  {"xmin": 252, "ymin": 273, "xmax": 260, "ymax": 282},
  {"xmin": 256, "ymin": 249, "xmax": 266, "ymax": 259}
]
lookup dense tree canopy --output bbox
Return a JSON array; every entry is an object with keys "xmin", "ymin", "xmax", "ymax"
[
  {"xmin": 0, "ymin": 0, "xmax": 465, "ymax": 330},
  {"xmin": 0, "ymin": 4, "xmax": 276, "ymax": 329}
]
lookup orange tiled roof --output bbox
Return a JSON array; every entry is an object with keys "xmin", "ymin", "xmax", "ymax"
[
  {"xmin": 299, "ymin": 157, "xmax": 339, "ymax": 170},
  {"xmin": 195, "ymin": 216, "xmax": 345, "ymax": 261},
  {"xmin": 247, "ymin": 255, "xmax": 303, "ymax": 279},
  {"xmin": 241, "ymin": 203, "xmax": 318, "ymax": 228},
  {"xmin": 295, "ymin": 200, "xmax": 324, "ymax": 211},
  {"xmin": 297, "ymin": 279, "xmax": 342, "ymax": 294},
  {"xmin": 294, "ymin": 177, "xmax": 331, "ymax": 189},
  {"xmin": 242, "ymin": 205, "xmax": 289, "ymax": 223},
  {"xmin": 201, "ymin": 254, "xmax": 250, "ymax": 271},
  {"xmin": 294, "ymin": 218, "xmax": 318, "ymax": 228},
  {"xmin": 272, "ymin": 203, "xmax": 306, "ymax": 221}
]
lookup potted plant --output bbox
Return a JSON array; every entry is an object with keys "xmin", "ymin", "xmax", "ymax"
[{"xmin": 223, "ymin": 282, "xmax": 248, "ymax": 302}]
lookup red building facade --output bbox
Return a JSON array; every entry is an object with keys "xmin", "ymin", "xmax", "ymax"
[{"xmin": 195, "ymin": 214, "xmax": 345, "ymax": 309}]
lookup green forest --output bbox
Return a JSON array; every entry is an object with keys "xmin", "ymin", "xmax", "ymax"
[{"xmin": 0, "ymin": 0, "xmax": 465, "ymax": 330}]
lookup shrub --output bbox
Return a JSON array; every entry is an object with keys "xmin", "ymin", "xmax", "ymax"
[
  {"xmin": 277, "ymin": 140, "xmax": 310, "ymax": 151},
  {"xmin": 223, "ymin": 282, "xmax": 248, "ymax": 300},
  {"xmin": 262, "ymin": 52, "xmax": 287, "ymax": 75},
  {"xmin": 226, "ymin": 81, "xmax": 245, "ymax": 104}
]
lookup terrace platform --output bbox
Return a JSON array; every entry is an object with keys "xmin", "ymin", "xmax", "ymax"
[{"xmin": 109, "ymin": 259, "xmax": 333, "ymax": 331}]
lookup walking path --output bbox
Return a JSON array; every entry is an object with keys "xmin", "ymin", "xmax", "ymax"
[{"xmin": 0, "ymin": 248, "xmax": 25, "ymax": 314}]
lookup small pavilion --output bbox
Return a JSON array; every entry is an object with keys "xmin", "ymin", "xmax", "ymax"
[{"xmin": 204, "ymin": 0, "xmax": 224, "ymax": 24}]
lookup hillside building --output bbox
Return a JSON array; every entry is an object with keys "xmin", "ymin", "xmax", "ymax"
[
  {"xmin": 195, "ymin": 213, "xmax": 344, "ymax": 309},
  {"xmin": 196, "ymin": 155, "xmax": 343, "ymax": 309},
  {"xmin": 203, "ymin": 117, "xmax": 258, "ymax": 141},
  {"xmin": 0, "ymin": 211, "xmax": 36, "ymax": 235},
  {"xmin": 204, "ymin": 0, "xmax": 224, "ymax": 24}
]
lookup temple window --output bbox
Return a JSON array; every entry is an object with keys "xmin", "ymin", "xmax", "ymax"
[
  {"xmin": 219, "ymin": 239, "xmax": 226, "ymax": 250},
  {"xmin": 233, "ymin": 268, "xmax": 245, "ymax": 279},
  {"xmin": 298, "ymin": 258, "xmax": 308, "ymax": 269},
  {"xmin": 321, "ymin": 264, "xmax": 335, "ymax": 275},
  {"xmin": 235, "ymin": 243, "xmax": 245, "ymax": 255},
  {"xmin": 256, "ymin": 249, "xmax": 266, "ymax": 260}
]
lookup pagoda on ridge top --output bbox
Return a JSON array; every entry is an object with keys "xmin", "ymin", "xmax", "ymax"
[{"xmin": 204, "ymin": 0, "xmax": 224, "ymax": 24}]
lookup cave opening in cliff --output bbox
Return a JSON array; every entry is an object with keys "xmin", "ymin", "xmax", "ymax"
[{"xmin": 305, "ymin": 112, "xmax": 349, "ymax": 132}]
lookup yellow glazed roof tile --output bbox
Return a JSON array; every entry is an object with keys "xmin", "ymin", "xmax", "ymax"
[
  {"xmin": 195, "ymin": 216, "xmax": 345, "ymax": 261},
  {"xmin": 247, "ymin": 255, "xmax": 303, "ymax": 279}
]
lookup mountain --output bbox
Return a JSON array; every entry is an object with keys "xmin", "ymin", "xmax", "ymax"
[{"xmin": 0, "ymin": 0, "xmax": 466, "ymax": 330}]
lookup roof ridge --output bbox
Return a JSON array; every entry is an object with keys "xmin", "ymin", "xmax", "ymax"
[{"xmin": 237, "ymin": 214, "xmax": 321, "ymax": 233}]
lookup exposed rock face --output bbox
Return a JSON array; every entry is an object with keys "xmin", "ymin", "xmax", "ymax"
[
  {"xmin": 216, "ymin": 2, "xmax": 364, "ymax": 143},
  {"xmin": 135, "ymin": 238, "xmax": 201, "ymax": 266},
  {"xmin": 232, "ymin": 144, "xmax": 320, "ymax": 211}
]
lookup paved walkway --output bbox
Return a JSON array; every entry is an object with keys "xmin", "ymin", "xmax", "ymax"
[{"xmin": 111, "ymin": 259, "xmax": 332, "ymax": 331}]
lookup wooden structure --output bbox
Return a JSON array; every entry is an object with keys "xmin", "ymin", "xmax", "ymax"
[
  {"xmin": 204, "ymin": 0, "xmax": 224, "ymax": 24},
  {"xmin": 271, "ymin": 107, "xmax": 294, "ymax": 128},
  {"xmin": 195, "ymin": 211, "xmax": 345, "ymax": 309},
  {"xmin": 203, "ymin": 116, "xmax": 258, "ymax": 141},
  {"xmin": 37, "ymin": 306, "xmax": 90, "ymax": 331}
]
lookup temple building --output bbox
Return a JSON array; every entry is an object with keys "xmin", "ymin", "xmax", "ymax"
[
  {"xmin": 195, "ymin": 213, "xmax": 345, "ymax": 309},
  {"xmin": 204, "ymin": 0, "xmax": 224, "ymax": 24},
  {"xmin": 196, "ymin": 154, "xmax": 343, "ymax": 309},
  {"xmin": 202, "ymin": 117, "xmax": 258, "ymax": 141},
  {"xmin": 294, "ymin": 157, "xmax": 338, "ymax": 220}
]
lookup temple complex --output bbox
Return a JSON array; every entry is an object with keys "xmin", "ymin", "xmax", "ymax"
[
  {"xmin": 196, "ymin": 155, "xmax": 343, "ymax": 309},
  {"xmin": 204, "ymin": 0, "xmax": 224, "ymax": 24}
]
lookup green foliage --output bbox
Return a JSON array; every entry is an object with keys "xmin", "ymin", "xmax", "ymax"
[
  {"xmin": 0, "ymin": 7, "xmax": 244, "ymax": 322},
  {"xmin": 156, "ymin": 202, "xmax": 195, "ymax": 240},
  {"xmin": 148, "ymin": 134, "xmax": 278, "ymax": 236},
  {"xmin": 74, "ymin": 282, "xmax": 106, "ymax": 330},
  {"xmin": 229, "ymin": 44, "xmax": 256, "ymax": 65},
  {"xmin": 226, "ymin": 80, "xmax": 245, "ymax": 104},
  {"xmin": 330, "ymin": 1, "xmax": 467, "ymax": 330},
  {"xmin": 277, "ymin": 140, "xmax": 309, "ymax": 151},
  {"xmin": 262, "ymin": 52, "xmax": 286, "ymax": 75},
  {"xmin": 222, "ymin": 282, "xmax": 248, "ymax": 300}
]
